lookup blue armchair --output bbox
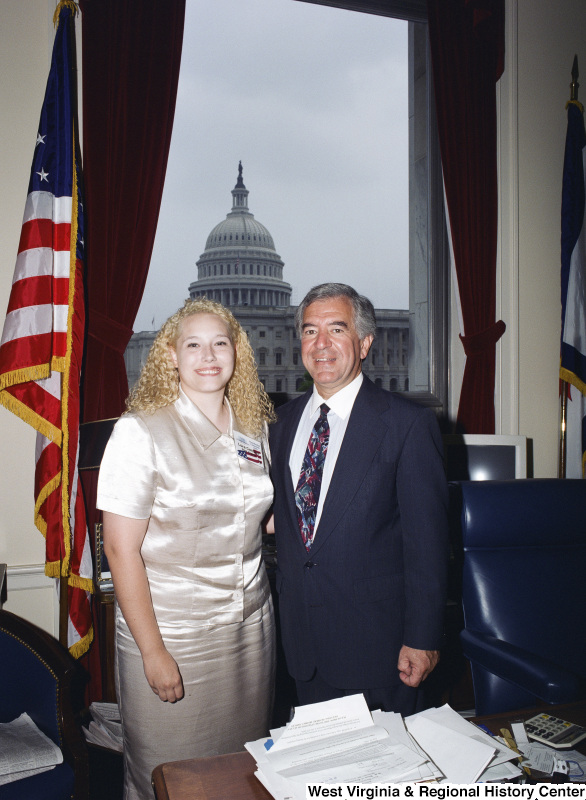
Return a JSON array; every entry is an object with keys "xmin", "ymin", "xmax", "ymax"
[
  {"xmin": 0, "ymin": 609, "xmax": 89, "ymax": 799},
  {"xmin": 453, "ymin": 479, "xmax": 586, "ymax": 716}
]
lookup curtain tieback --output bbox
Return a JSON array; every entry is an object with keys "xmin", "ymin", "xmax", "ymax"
[
  {"xmin": 460, "ymin": 319, "xmax": 506, "ymax": 356},
  {"xmin": 87, "ymin": 310, "xmax": 134, "ymax": 354}
]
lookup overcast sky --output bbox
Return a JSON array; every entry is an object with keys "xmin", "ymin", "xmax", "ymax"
[{"xmin": 134, "ymin": 0, "xmax": 408, "ymax": 332}]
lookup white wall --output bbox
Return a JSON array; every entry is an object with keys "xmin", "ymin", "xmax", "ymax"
[
  {"xmin": 1, "ymin": 0, "xmax": 585, "ymax": 628},
  {"xmin": 0, "ymin": 0, "xmax": 58, "ymax": 632},
  {"xmin": 514, "ymin": 0, "xmax": 586, "ymax": 476},
  {"xmin": 450, "ymin": 0, "xmax": 586, "ymax": 479}
]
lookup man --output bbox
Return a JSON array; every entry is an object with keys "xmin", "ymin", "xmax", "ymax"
[{"xmin": 269, "ymin": 283, "xmax": 449, "ymax": 715}]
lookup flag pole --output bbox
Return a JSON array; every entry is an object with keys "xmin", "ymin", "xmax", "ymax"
[
  {"xmin": 559, "ymin": 380, "xmax": 568, "ymax": 478},
  {"xmin": 60, "ymin": 0, "xmax": 81, "ymax": 650},
  {"xmin": 60, "ymin": 571, "xmax": 69, "ymax": 648},
  {"xmin": 559, "ymin": 56, "xmax": 580, "ymax": 479}
]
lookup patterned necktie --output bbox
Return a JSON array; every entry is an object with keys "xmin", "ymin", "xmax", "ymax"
[{"xmin": 295, "ymin": 404, "xmax": 330, "ymax": 550}]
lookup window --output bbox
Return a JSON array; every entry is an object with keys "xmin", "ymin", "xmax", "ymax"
[
  {"xmin": 131, "ymin": 0, "xmax": 448, "ymax": 413},
  {"xmin": 293, "ymin": 351, "xmax": 299, "ymax": 365},
  {"xmin": 296, "ymin": 0, "xmax": 448, "ymax": 413},
  {"xmin": 276, "ymin": 379, "xmax": 283, "ymax": 392},
  {"xmin": 275, "ymin": 352, "xmax": 282, "ymax": 366},
  {"xmin": 259, "ymin": 330, "xmax": 266, "ymax": 338}
]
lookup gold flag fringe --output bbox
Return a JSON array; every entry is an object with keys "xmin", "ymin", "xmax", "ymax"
[
  {"xmin": 0, "ymin": 391, "xmax": 62, "ymax": 445},
  {"xmin": 69, "ymin": 626, "xmax": 94, "ymax": 660},
  {"xmin": 59, "ymin": 121, "xmax": 80, "ymax": 580},
  {"xmin": 53, "ymin": 1, "xmax": 79, "ymax": 28},
  {"xmin": 560, "ymin": 365, "xmax": 586, "ymax": 397},
  {"xmin": 69, "ymin": 572, "xmax": 94, "ymax": 593},
  {"xmin": 0, "ymin": 364, "xmax": 49, "ymax": 390},
  {"xmin": 45, "ymin": 560, "xmax": 65, "ymax": 579}
]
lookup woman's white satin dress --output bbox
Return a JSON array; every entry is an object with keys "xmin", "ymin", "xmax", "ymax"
[{"xmin": 97, "ymin": 389, "xmax": 275, "ymax": 800}]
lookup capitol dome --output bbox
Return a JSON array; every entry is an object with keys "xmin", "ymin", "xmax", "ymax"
[{"xmin": 189, "ymin": 163, "xmax": 292, "ymax": 308}]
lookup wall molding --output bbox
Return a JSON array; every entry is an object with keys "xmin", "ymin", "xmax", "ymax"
[
  {"xmin": 6, "ymin": 563, "xmax": 53, "ymax": 589},
  {"xmin": 6, "ymin": 563, "xmax": 59, "ymax": 634}
]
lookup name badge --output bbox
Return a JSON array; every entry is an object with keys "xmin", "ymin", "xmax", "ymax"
[{"xmin": 235, "ymin": 432, "xmax": 264, "ymax": 467}]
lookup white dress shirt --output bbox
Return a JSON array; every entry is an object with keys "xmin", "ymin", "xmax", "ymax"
[{"xmin": 289, "ymin": 372, "xmax": 363, "ymax": 537}]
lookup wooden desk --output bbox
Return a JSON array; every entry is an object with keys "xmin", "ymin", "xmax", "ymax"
[
  {"xmin": 152, "ymin": 751, "xmax": 270, "ymax": 800},
  {"xmin": 152, "ymin": 701, "xmax": 586, "ymax": 800}
]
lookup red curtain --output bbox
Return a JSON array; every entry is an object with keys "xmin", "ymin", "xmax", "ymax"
[
  {"xmin": 427, "ymin": 0, "xmax": 506, "ymax": 433},
  {"xmin": 80, "ymin": 0, "xmax": 186, "ymax": 419},
  {"xmin": 79, "ymin": 0, "xmax": 185, "ymax": 697}
]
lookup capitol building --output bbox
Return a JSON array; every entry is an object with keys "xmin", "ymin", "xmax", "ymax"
[{"xmin": 124, "ymin": 164, "xmax": 409, "ymax": 399}]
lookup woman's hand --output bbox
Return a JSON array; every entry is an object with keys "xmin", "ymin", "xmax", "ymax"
[
  {"xmin": 143, "ymin": 647, "xmax": 184, "ymax": 702},
  {"xmin": 103, "ymin": 511, "xmax": 184, "ymax": 701}
]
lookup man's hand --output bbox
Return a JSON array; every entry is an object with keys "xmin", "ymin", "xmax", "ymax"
[{"xmin": 397, "ymin": 645, "xmax": 439, "ymax": 687}]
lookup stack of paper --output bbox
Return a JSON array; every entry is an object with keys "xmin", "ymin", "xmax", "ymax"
[
  {"xmin": 405, "ymin": 704, "xmax": 522, "ymax": 783},
  {"xmin": 0, "ymin": 712, "xmax": 63, "ymax": 786},
  {"xmin": 83, "ymin": 701, "xmax": 123, "ymax": 752},
  {"xmin": 245, "ymin": 696, "xmax": 522, "ymax": 799},
  {"xmin": 246, "ymin": 695, "xmax": 440, "ymax": 799}
]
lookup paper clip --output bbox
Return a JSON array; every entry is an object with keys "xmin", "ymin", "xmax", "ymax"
[
  {"xmin": 567, "ymin": 760, "xmax": 585, "ymax": 779},
  {"xmin": 500, "ymin": 727, "xmax": 532, "ymax": 777}
]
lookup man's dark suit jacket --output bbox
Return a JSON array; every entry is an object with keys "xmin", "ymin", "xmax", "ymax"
[{"xmin": 269, "ymin": 376, "xmax": 449, "ymax": 694}]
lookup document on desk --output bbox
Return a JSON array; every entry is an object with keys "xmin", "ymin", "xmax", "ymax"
[
  {"xmin": 269, "ymin": 694, "xmax": 375, "ymax": 751},
  {"xmin": 246, "ymin": 695, "xmax": 438, "ymax": 799},
  {"xmin": 276, "ymin": 736, "xmax": 427, "ymax": 781},
  {"xmin": 266, "ymin": 695, "xmax": 425, "ymax": 780},
  {"xmin": 409, "ymin": 704, "xmax": 518, "ymax": 768},
  {"xmin": 372, "ymin": 710, "xmax": 443, "ymax": 783},
  {"xmin": 256, "ymin": 736, "xmax": 428, "ymax": 798},
  {"xmin": 405, "ymin": 716, "xmax": 496, "ymax": 784}
]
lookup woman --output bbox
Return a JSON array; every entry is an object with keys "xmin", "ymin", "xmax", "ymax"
[{"xmin": 97, "ymin": 298, "xmax": 276, "ymax": 800}]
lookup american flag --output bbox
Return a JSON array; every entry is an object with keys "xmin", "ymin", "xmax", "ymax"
[
  {"xmin": 560, "ymin": 98, "xmax": 586, "ymax": 478},
  {"xmin": 0, "ymin": 1, "xmax": 93, "ymax": 657},
  {"xmin": 237, "ymin": 446, "xmax": 263, "ymax": 464}
]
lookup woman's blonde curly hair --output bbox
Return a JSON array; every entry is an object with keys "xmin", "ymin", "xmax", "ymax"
[{"xmin": 126, "ymin": 298, "xmax": 275, "ymax": 437}]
